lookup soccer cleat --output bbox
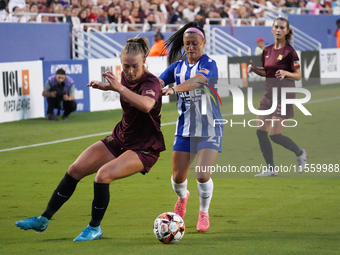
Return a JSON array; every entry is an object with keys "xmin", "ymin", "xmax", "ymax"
[
  {"xmin": 254, "ymin": 168, "xmax": 278, "ymax": 177},
  {"xmin": 15, "ymin": 216, "xmax": 49, "ymax": 232},
  {"xmin": 297, "ymin": 148, "xmax": 308, "ymax": 173},
  {"xmin": 73, "ymin": 225, "xmax": 103, "ymax": 242},
  {"xmin": 197, "ymin": 211, "xmax": 210, "ymax": 232},
  {"xmin": 174, "ymin": 191, "xmax": 190, "ymax": 219}
]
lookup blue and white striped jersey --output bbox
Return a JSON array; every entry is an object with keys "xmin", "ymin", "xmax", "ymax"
[{"xmin": 159, "ymin": 54, "xmax": 223, "ymax": 137}]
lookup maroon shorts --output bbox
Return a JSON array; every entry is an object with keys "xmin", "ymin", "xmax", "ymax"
[
  {"xmin": 258, "ymin": 96, "xmax": 294, "ymax": 119},
  {"xmin": 101, "ymin": 135, "xmax": 160, "ymax": 174}
]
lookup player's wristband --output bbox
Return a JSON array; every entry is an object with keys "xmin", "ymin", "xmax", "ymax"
[{"xmin": 171, "ymin": 87, "xmax": 176, "ymax": 94}]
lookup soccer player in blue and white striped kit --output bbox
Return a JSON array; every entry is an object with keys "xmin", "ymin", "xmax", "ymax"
[{"xmin": 159, "ymin": 22, "xmax": 223, "ymax": 232}]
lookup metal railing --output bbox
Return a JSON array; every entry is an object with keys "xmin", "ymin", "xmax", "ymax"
[
  {"xmin": 79, "ymin": 22, "xmax": 103, "ymax": 31},
  {"xmin": 101, "ymin": 23, "xmax": 150, "ymax": 32},
  {"xmin": 291, "ymin": 26, "xmax": 322, "ymax": 51},
  {"xmin": 279, "ymin": 7, "xmax": 334, "ymax": 14},
  {"xmin": 263, "ymin": 11, "xmax": 285, "ymax": 26},
  {"xmin": 206, "ymin": 17, "xmax": 268, "ymax": 27},
  {"xmin": 72, "ymin": 27, "xmax": 124, "ymax": 59},
  {"xmin": 151, "ymin": 23, "xmax": 183, "ymax": 32},
  {"xmin": 210, "ymin": 27, "xmax": 251, "ymax": 56},
  {"xmin": 36, "ymin": 13, "xmax": 66, "ymax": 23},
  {"xmin": 248, "ymin": 0, "xmax": 287, "ymax": 17},
  {"xmin": 6, "ymin": 12, "xmax": 38, "ymax": 22},
  {"xmin": 101, "ymin": 23, "xmax": 183, "ymax": 32},
  {"xmin": 204, "ymin": 21, "xmax": 251, "ymax": 57},
  {"xmin": 262, "ymin": 12, "xmax": 322, "ymax": 50}
]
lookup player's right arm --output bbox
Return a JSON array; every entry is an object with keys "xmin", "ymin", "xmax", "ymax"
[
  {"xmin": 248, "ymin": 60, "xmax": 266, "ymax": 77},
  {"xmin": 162, "ymin": 73, "xmax": 207, "ymax": 95},
  {"xmin": 158, "ymin": 62, "xmax": 178, "ymax": 87}
]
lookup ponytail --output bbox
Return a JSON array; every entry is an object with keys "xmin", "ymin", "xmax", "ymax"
[{"xmin": 163, "ymin": 22, "xmax": 205, "ymax": 64}]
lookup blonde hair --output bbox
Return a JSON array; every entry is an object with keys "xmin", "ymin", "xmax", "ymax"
[{"xmin": 122, "ymin": 37, "xmax": 150, "ymax": 59}]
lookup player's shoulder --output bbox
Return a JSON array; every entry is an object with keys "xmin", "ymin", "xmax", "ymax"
[
  {"xmin": 284, "ymin": 43, "xmax": 295, "ymax": 51},
  {"xmin": 200, "ymin": 54, "xmax": 216, "ymax": 64},
  {"xmin": 199, "ymin": 55, "xmax": 217, "ymax": 70},
  {"xmin": 142, "ymin": 71, "xmax": 160, "ymax": 86},
  {"xmin": 263, "ymin": 44, "xmax": 273, "ymax": 53},
  {"xmin": 167, "ymin": 59, "xmax": 182, "ymax": 70},
  {"xmin": 197, "ymin": 55, "xmax": 218, "ymax": 77},
  {"xmin": 284, "ymin": 43, "xmax": 298, "ymax": 57},
  {"xmin": 144, "ymin": 71, "xmax": 158, "ymax": 80}
]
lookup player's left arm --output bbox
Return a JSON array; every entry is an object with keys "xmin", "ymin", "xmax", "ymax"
[
  {"xmin": 119, "ymin": 75, "xmax": 160, "ymax": 113},
  {"xmin": 119, "ymin": 86, "xmax": 156, "ymax": 113},
  {"xmin": 163, "ymin": 60, "xmax": 217, "ymax": 95},
  {"xmin": 275, "ymin": 68, "xmax": 301, "ymax": 81},
  {"xmin": 162, "ymin": 73, "xmax": 207, "ymax": 95},
  {"xmin": 275, "ymin": 51, "xmax": 301, "ymax": 81},
  {"xmin": 89, "ymin": 71, "xmax": 156, "ymax": 113}
]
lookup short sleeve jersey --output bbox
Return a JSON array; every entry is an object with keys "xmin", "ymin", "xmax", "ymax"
[
  {"xmin": 261, "ymin": 43, "xmax": 300, "ymax": 99},
  {"xmin": 112, "ymin": 71, "xmax": 165, "ymax": 153},
  {"xmin": 159, "ymin": 54, "xmax": 223, "ymax": 137}
]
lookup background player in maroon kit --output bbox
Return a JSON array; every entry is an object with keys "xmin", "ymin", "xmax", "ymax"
[
  {"xmin": 248, "ymin": 17, "xmax": 307, "ymax": 177},
  {"xmin": 16, "ymin": 37, "xmax": 166, "ymax": 241}
]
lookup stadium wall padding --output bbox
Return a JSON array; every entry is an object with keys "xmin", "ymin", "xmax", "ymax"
[{"xmin": 0, "ymin": 23, "xmax": 71, "ymax": 63}]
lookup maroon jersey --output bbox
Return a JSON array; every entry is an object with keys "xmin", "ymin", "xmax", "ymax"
[
  {"xmin": 112, "ymin": 71, "xmax": 165, "ymax": 153},
  {"xmin": 261, "ymin": 43, "xmax": 300, "ymax": 99}
]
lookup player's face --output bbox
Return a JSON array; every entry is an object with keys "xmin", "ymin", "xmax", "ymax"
[
  {"xmin": 271, "ymin": 20, "xmax": 289, "ymax": 41},
  {"xmin": 121, "ymin": 53, "xmax": 146, "ymax": 83},
  {"xmin": 183, "ymin": 32, "xmax": 206, "ymax": 64}
]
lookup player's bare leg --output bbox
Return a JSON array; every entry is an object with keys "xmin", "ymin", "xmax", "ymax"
[
  {"xmin": 74, "ymin": 150, "xmax": 144, "ymax": 242},
  {"xmin": 15, "ymin": 142, "xmax": 115, "ymax": 232}
]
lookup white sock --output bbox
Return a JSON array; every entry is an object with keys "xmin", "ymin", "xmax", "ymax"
[
  {"xmin": 197, "ymin": 178, "xmax": 213, "ymax": 213},
  {"xmin": 171, "ymin": 176, "xmax": 188, "ymax": 199}
]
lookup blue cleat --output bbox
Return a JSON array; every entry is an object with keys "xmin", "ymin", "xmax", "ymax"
[
  {"xmin": 73, "ymin": 225, "xmax": 103, "ymax": 242},
  {"xmin": 15, "ymin": 216, "xmax": 49, "ymax": 232}
]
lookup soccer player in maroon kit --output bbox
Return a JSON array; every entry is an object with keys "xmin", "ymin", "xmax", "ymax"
[
  {"xmin": 248, "ymin": 17, "xmax": 307, "ymax": 177},
  {"xmin": 15, "ymin": 37, "xmax": 166, "ymax": 241}
]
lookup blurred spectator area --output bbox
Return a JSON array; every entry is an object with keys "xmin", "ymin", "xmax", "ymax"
[{"xmin": 1, "ymin": 0, "xmax": 339, "ymax": 24}]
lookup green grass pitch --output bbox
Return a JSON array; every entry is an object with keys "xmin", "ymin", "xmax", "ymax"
[{"xmin": 0, "ymin": 84, "xmax": 339, "ymax": 254}]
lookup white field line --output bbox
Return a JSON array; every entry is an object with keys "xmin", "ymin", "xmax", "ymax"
[{"xmin": 1, "ymin": 96, "xmax": 339, "ymax": 153}]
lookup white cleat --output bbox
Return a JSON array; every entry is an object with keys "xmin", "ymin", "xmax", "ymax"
[
  {"xmin": 297, "ymin": 149, "xmax": 308, "ymax": 173},
  {"xmin": 254, "ymin": 167, "xmax": 278, "ymax": 177}
]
